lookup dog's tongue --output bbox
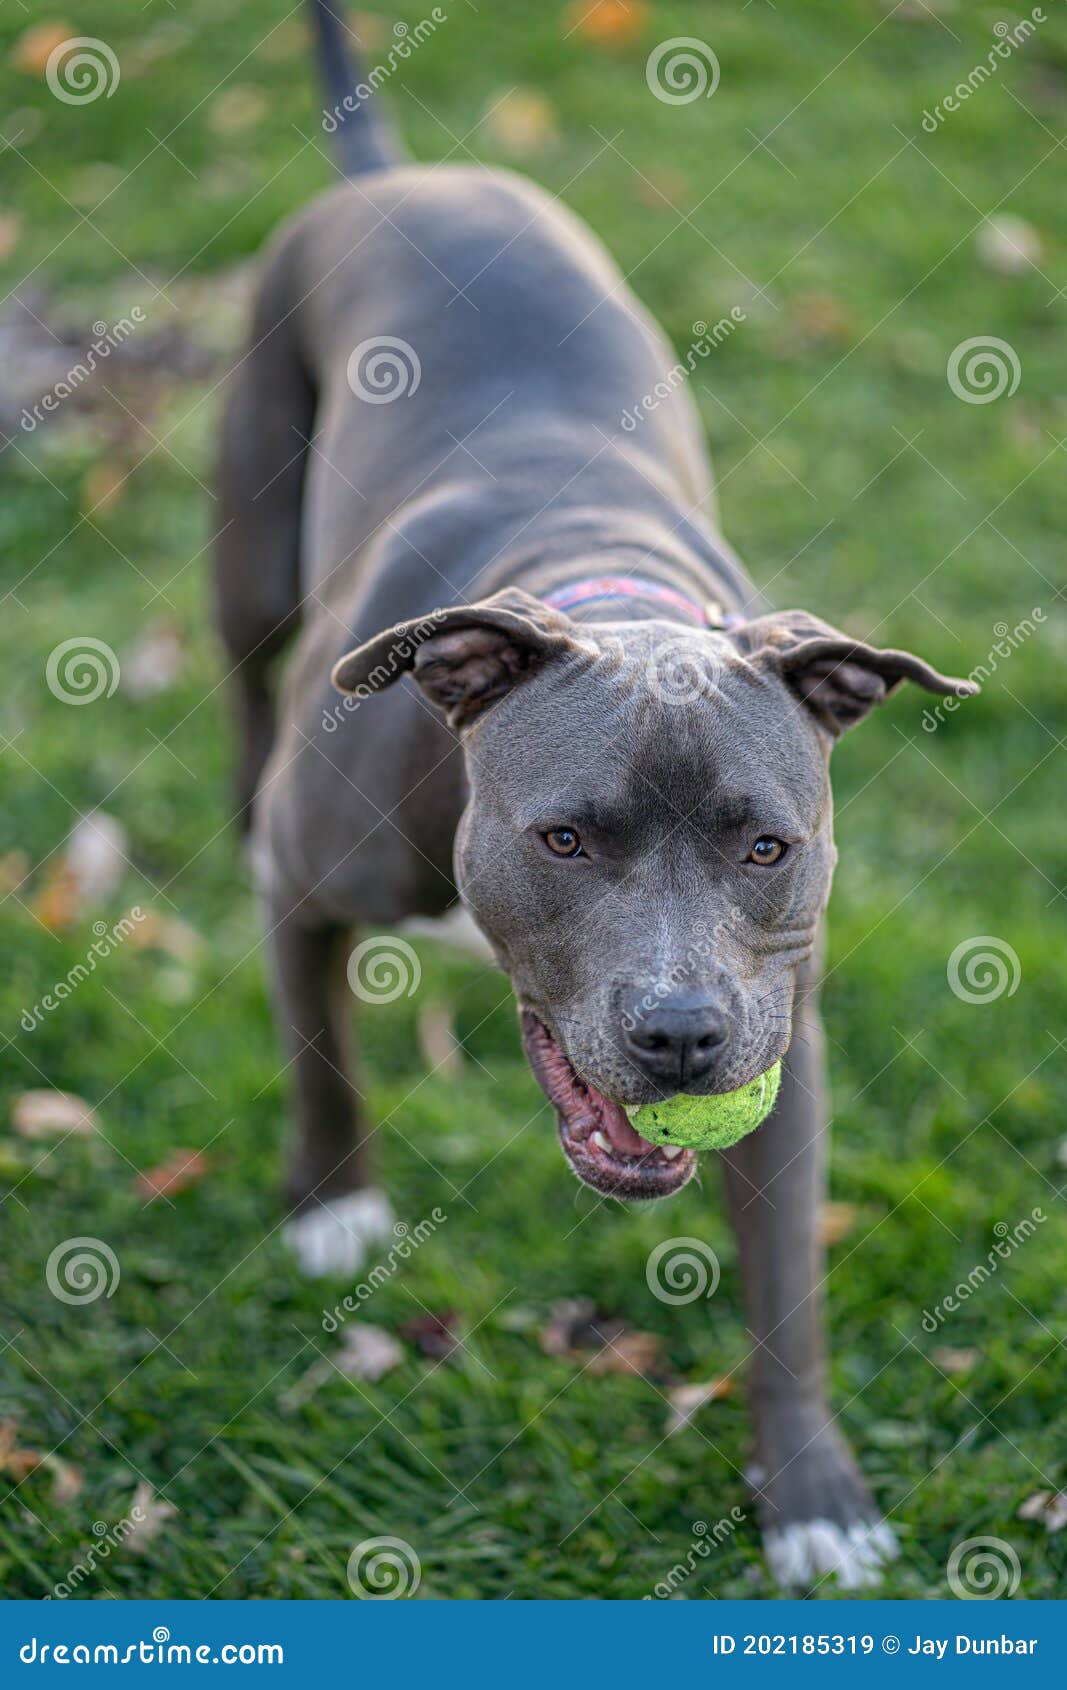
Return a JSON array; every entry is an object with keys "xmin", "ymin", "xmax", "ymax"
[{"xmin": 596, "ymin": 1093, "xmax": 656, "ymax": 1156}]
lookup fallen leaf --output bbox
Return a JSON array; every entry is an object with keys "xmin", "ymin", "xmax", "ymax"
[
  {"xmin": 977, "ymin": 215, "xmax": 1043, "ymax": 277},
  {"xmin": 136, "ymin": 1149, "xmax": 212, "ymax": 1200},
  {"xmin": 417, "ymin": 1001, "xmax": 464, "ymax": 1078},
  {"xmin": 588, "ymin": 1327, "xmax": 665, "ymax": 1379},
  {"xmin": 11, "ymin": 22, "xmax": 73, "ymax": 76},
  {"xmin": 484, "ymin": 89, "xmax": 559, "ymax": 156},
  {"xmin": 1018, "ymin": 1490, "xmax": 1067, "ymax": 1533},
  {"xmin": 931, "ymin": 1346, "xmax": 979, "ymax": 1375},
  {"xmin": 130, "ymin": 909, "xmax": 204, "ymax": 966},
  {"xmin": 783, "ymin": 292, "xmax": 855, "ymax": 350},
  {"xmin": 820, "ymin": 1201, "xmax": 859, "ymax": 1245},
  {"xmin": 12, "ymin": 1090, "xmax": 97, "ymax": 1139},
  {"xmin": 539, "ymin": 1299, "xmax": 669, "ymax": 1379},
  {"xmin": 400, "ymin": 1309, "xmax": 461, "ymax": 1360},
  {"xmin": 336, "ymin": 1322, "xmax": 405, "ymax": 1382},
  {"xmin": 0, "ymin": 1423, "xmax": 82, "ymax": 1504},
  {"xmin": 209, "ymin": 86, "xmax": 269, "ymax": 134},
  {"xmin": 125, "ymin": 1481, "xmax": 177, "ymax": 1552},
  {"xmin": 0, "ymin": 213, "xmax": 21, "ymax": 262},
  {"xmin": 32, "ymin": 812, "xmax": 129, "ymax": 930},
  {"xmin": 665, "ymin": 1376, "xmax": 733, "ymax": 1436},
  {"xmin": 122, "ymin": 619, "xmax": 185, "ymax": 699},
  {"xmin": 564, "ymin": 0, "xmax": 648, "ymax": 45},
  {"xmin": 539, "ymin": 1296, "xmax": 600, "ymax": 1357}
]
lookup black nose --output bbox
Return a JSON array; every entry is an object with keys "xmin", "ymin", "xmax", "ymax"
[{"xmin": 622, "ymin": 996, "xmax": 728, "ymax": 1087}]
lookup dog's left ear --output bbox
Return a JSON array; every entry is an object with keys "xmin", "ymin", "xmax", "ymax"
[
  {"xmin": 331, "ymin": 588, "xmax": 592, "ymax": 729},
  {"xmin": 733, "ymin": 610, "xmax": 978, "ymax": 735}
]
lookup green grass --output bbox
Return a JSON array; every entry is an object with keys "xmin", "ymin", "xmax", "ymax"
[{"xmin": 1, "ymin": 0, "xmax": 1066, "ymax": 1600}]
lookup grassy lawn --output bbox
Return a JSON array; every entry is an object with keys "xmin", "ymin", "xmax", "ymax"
[{"xmin": 1, "ymin": 0, "xmax": 1065, "ymax": 1600}]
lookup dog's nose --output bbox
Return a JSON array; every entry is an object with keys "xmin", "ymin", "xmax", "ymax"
[{"xmin": 623, "ymin": 996, "xmax": 728, "ymax": 1087}]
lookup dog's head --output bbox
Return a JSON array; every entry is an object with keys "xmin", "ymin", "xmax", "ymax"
[{"xmin": 334, "ymin": 588, "xmax": 976, "ymax": 1200}]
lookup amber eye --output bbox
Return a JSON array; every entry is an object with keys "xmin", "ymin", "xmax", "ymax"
[
  {"xmin": 544, "ymin": 827, "xmax": 583, "ymax": 858},
  {"xmin": 748, "ymin": 836, "xmax": 787, "ymax": 866}
]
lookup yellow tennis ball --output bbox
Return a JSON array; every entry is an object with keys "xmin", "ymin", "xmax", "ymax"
[{"xmin": 627, "ymin": 1061, "xmax": 781, "ymax": 1150}]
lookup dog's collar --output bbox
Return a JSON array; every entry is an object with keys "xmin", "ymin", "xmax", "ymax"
[{"xmin": 542, "ymin": 573, "xmax": 739, "ymax": 629}]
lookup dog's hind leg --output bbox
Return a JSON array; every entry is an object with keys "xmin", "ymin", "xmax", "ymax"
[
  {"xmin": 213, "ymin": 266, "xmax": 314, "ymax": 833},
  {"xmin": 267, "ymin": 899, "xmax": 395, "ymax": 1277},
  {"xmin": 719, "ymin": 968, "xmax": 898, "ymax": 1590}
]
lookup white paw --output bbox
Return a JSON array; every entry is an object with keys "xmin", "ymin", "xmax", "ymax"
[
  {"xmin": 764, "ymin": 1518, "xmax": 898, "ymax": 1591},
  {"xmin": 284, "ymin": 1189, "xmax": 396, "ymax": 1278}
]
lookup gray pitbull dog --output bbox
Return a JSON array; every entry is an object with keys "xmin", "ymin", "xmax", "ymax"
[{"xmin": 214, "ymin": 2, "xmax": 976, "ymax": 1588}]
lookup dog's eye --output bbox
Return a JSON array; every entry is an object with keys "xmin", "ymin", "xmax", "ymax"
[
  {"xmin": 544, "ymin": 828, "xmax": 584, "ymax": 858},
  {"xmin": 748, "ymin": 836, "xmax": 787, "ymax": 866}
]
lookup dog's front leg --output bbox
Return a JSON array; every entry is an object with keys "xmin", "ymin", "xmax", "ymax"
[
  {"xmin": 266, "ymin": 901, "xmax": 395, "ymax": 1277},
  {"xmin": 720, "ymin": 976, "xmax": 897, "ymax": 1590}
]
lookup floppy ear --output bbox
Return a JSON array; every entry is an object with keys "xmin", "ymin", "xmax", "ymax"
[
  {"xmin": 331, "ymin": 588, "xmax": 591, "ymax": 729},
  {"xmin": 733, "ymin": 610, "xmax": 979, "ymax": 736}
]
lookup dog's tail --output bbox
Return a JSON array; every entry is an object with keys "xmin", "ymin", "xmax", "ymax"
[{"xmin": 308, "ymin": 0, "xmax": 407, "ymax": 175}]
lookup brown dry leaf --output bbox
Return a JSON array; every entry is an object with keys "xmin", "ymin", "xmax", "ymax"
[
  {"xmin": 0, "ymin": 850, "xmax": 30, "ymax": 895},
  {"xmin": 665, "ymin": 1376, "xmax": 733, "ymax": 1436},
  {"xmin": 400, "ymin": 1309, "xmax": 461, "ymax": 1361},
  {"xmin": 46, "ymin": 1456, "xmax": 84, "ymax": 1504},
  {"xmin": 540, "ymin": 1299, "xmax": 668, "ymax": 1379},
  {"xmin": 0, "ymin": 213, "xmax": 21, "ymax": 262},
  {"xmin": 32, "ymin": 813, "xmax": 129, "ymax": 931},
  {"xmin": 0, "ymin": 1423, "xmax": 82, "ymax": 1504},
  {"xmin": 136, "ymin": 1149, "xmax": 212, "ymax": 1200},
  {"xmin": 588, "ymin": 1327, "xmax": 665, "ymax": 1379},
  {"xmin": 484, "ymin": 89, "xmax": 559, "ymax": 156},
  {"xmin": 11, "ymin": 22, "xmax": 72, "ymax": 75},
  {"xmin": 209, "ymin": 86, "xmax": 269, "ymax": 134},
  {"xmin": 123, "ymin": 619, "xmax": 185, "ymax": 699},
  {"xmin": 131, "ymin": 909, "xmax": 204, "ymax": 966},
  {"xmin": 565, "ymin": 0, "xmax": 648, "ymax": 45},
  {"xmin": 12, "ymin": 1090, "xmax": 97, "ymax": 1140},
  {"xmin": 126, "ymin": 1481, "xmax": 177, "ymax": 1552},
  {"xmin": 539, "ymin": 1296, "xmax": 599, "ymax": 1356},
  {"xmin": 1018, "ymin": 1490, "xmax": 1067, "ymax": 1533},
  {"xmin": 931, "ymin": 1346, "xmax": 980, "ymax": 1375},
  {"xmin": 820, "ymin": 1201, "xmax": 859, "ymax": 1246},
  {"xmin": 786, "ymin": 292, "xmax": 855, "ymax": 349}
]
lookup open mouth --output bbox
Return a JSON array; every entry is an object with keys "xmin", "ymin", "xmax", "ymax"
[{"xmin": 520, "ymin": 1010, "xmax": 696, "ymax": 1201}]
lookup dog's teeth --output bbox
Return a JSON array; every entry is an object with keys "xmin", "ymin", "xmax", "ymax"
[
  {"xmin": 661, "ymin": 1145, "xmax": 683, "ymax": 1161},
  {"xmin": 591, "ymin": 1130, "xmax": 610, "ymax": 1153}
]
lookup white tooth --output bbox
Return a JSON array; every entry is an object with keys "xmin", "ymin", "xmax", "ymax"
[
  {"xmin": 591, "ymin": 1131, "xmax": 610, "ymax": 1153},
  {"xmin": 661, "ymin": 1145, "xmax": 684, "ymax": 1161}
]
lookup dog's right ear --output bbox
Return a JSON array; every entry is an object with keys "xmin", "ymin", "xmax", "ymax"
[{"xmin": 331, "ymin": 588, "xmax": 592, "ymax": 729}]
